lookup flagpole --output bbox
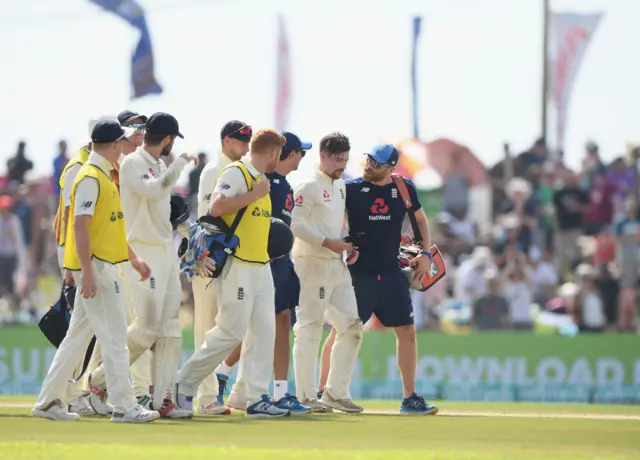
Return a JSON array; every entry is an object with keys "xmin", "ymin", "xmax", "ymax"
[
  {"xmin": 541, "ymin": 0, "xmax": 550, "ymax": 141},
  {"xmin": 411, "ymin": 17, "xmax": 422, "ymax": 140}
]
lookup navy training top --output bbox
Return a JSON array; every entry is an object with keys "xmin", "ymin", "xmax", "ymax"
[{"xmin": 345, "ymin": 176, "xmax": 422, "ymax": 276}]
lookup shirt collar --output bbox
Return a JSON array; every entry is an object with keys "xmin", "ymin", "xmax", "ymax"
[
  {"xmin": 240, "ymin": 157, "xmax": 261, "ymax": 178},
  {"xmin": 218, "ymin": 149, "xmax": 234, "ymax": 167},
  {"xmin": 138, "ymin": 147, "xmax": 161, "ymax": 165},
  {"xmin": 316, "ymin": 167, "xmax": 333, "ymax": 184},
  {"xmin": 87, "ymin": 152, "xmax": 114, "ymax": 175}
]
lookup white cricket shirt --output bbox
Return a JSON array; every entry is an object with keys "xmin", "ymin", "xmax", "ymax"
[
  {"xmin": 197, "ymin": 150, "xmax": 234, "ymax": 218},
  {"xmin": 291, "ymin": 169, "xmax": 346, "ymax": 260},
  {"xmin": 62, "ymin": 163, "xmax": 82, "ymax": 207},
  {"xmin": 119, "ymin": 147, "xmax": 188, "ymax": 246}
]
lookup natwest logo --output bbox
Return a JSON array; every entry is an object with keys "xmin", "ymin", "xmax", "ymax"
[
  {"xmin": 369, "ymin": 198, "xmax": 391, "ymax": 221},
  {"xmin": 295, "ymin": 195, "xmax": 304, "ymax": 206},
  {"xmin": 323, "ymin": 190, "xmax": 331, "ymax": 200},
  {"xmin": 285, "ymin": 193, "xmax": 294, "ymax": 211}
]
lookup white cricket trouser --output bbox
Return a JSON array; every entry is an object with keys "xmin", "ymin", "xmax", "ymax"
[
  {"xmin": 192, "ymin": 276, "xmax": 220, "ymax": 407},
  {"xmin": 293, "ymin": 258, "xmax": 363, "ymax": 401},
  {"xmin": 85, "ymin": 263, "xmax": 154, "ymax": 397},
  {"xmin": 36, "ymin": 261, "xmax": 136, "ymax": 414},
  {"xmin": 91, "ymin": 243, "xmax": 182, "ymax": 408},
  {"xmin": 177, "ymin": 258, "xmax": 275, "ymax": 406},
  {"xmin": 56, "ymin": 244, "xmax": 85, "ymax": 404}
]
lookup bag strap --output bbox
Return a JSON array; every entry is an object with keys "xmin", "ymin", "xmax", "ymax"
[
  {"xmin": 225, "ymin": 206, "xmax": 247, "ymax": 243},
  {"xmin": 391, "ymin": 174, "xmax": 423, "ymax": 245}
]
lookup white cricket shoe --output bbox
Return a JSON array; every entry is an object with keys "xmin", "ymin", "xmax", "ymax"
[
  {"xmin": 88, "ymin": 374, "xmax": 113, "ymax": 416},
  {"xmin": 111, "ymin": 404, "xmax": 160, "ymax": 423},
  {"xmin": 301, "ymin": 398, "xmax": 332, "ymax": 413},
  {"xmin": 226, "ymin": 392, "xmax": 247, "ymax": 411},
  {"xmin": 68, "ymin": 393, "xmax": 96, "ymax": 416},
  {"xmin": 197, "ymin": 401, "xmax": 231, "ymax": 415},
  {"xmin": 33, "ymin": 400, "xmax": 80, "ymax": 421}
]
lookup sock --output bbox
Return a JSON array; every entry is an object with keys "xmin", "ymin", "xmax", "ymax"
[
  {"xmin": 274, "ymin": 380, "xmax": 288, "ymax": 401},
  {"xmin": 215, "ymin": 361, "xmax": 232, "ymax": 376}
]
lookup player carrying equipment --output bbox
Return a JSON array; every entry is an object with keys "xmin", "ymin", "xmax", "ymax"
[
  {"xmin": 175, "ymin": 129, "xmax": 291, "ymax": 418},
  {"xmin": 319, "ymin": 144, "xmax": 439, "ymax": 415},
  {"xmin": 33, "ymin": 120, "xmax": 159, "ymax": 423}
]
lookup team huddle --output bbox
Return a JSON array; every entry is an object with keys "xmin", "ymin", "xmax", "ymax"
[{"xmin": 33, "ymin": 110, "xmax": 440, "ymax": 423}]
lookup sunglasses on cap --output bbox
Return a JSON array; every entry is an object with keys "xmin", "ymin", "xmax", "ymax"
[
  {"xmin": 127, "ymin": 123, "xmax": 146, "ymax": 132},
  {"xmin": 228, "ymin": 125, "xmax": 253, "ymax": 137},
  {"xmin": 366, "ymin": 156, "xmax": 393, "ymax": 169}
]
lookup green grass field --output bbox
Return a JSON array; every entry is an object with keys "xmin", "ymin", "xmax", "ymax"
[{"xmin": 1, "ymin": 397, "xmax": 639, "ymax": 459}]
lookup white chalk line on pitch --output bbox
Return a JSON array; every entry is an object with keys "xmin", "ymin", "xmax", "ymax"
[{"xmin": 2, "ymin": 402, "xmax": 640, "ymax": 420}]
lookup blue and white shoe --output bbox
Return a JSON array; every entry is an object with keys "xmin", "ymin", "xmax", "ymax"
[
  {"xmin": 246, "ymin": 394, "xmax": 291, "ymax": 418},
  {"xmin": 173, "ymin": 383, "xmax": 194, "ymax": 413},
  {"xmin": 216, "ymin": 373, "xmax": 229, "ymax": 405},
  {"xmin": 400, "ymin": 393, "xmax": 439, "ymax": 415},
  {"xmin": 274, "ymin": 393, "xmax": 312, "ymax": 414}
]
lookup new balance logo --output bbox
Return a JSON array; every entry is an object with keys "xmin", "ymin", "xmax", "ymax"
[
  {"xmin": 82, "ymin": 201, "xmax": 93, "ymax": 208},
  {"xmin": 361, "ymin": 187, "xmax": 370, "ymax": 192}
]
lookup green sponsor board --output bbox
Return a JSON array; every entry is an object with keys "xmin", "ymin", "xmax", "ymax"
[{"xmin": 1, "ymin": 327, "xmax": 639, "ymax": 403}]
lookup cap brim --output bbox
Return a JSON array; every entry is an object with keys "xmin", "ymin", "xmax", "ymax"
[
  {"xmin": 364, "ymin": 152, "xmax": 396, "ymax": 167},
  {"xmin": 177, "ymin": 132, "xmax": 184, "ymax": 139},
  {"xmin": 119, "ymin": 113, "xmax": 147, "ymax": 124},
  {"xmin": 230, "ymin": 133, "xmax": 251, "ymax": 142},
  {"xmin": 300, "ymin": 141, "xmax": 312, "ymax": 150}
]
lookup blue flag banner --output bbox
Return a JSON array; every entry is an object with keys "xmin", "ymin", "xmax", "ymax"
[
  {"xmin": 411, "ymin": 16, "xmax": 422, "ymax": 139},
  {"xmin": 89, "ymin": 0, "xmax": 163, "ymax": 98}
]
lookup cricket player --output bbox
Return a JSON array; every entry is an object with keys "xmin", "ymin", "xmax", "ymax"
[
  {"xmin": 33, "ymin": 120, "xmax": 159, "ymax": 423},
  {"xmin": 290, "ymin": 132, "xmax": 364, "ymax": 413},
  {"xmin": 191, "ymin": 120, "xmax": 252, "ymax": 415},
  {"xmin": 83, "ymin": 110, "xmax": 155, "ymax": 407},
  {"xmin": 175, "ymin": 129, "xmax": 290, "ymax": 418},
  {"xmin": 319, "ymin": 144, "xmax": 439, "ymax": 415},
  {"xmin": 51, "ymin": 113, "xmax": 148, "ymax": 416},
  {"xmin": 87, "ymin": 113, "xmax": 197, "ymax": 419},
  {"xmin": 224, "ymin": 132, "xmax": 312, "ymax": 414}
]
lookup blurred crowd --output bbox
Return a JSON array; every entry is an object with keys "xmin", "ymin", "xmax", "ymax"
[
  {"xmin": 0, "ymin": 137, "xmax": 638, "ymax": 335},
  {"xmin": 408, "ymin": 139, "xmax": 640, "ymax": 334}
]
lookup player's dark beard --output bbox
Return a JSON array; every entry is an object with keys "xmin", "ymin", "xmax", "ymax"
[
  {"xmin": 364, "ymin": 169, "xmax": 385, "ymax": 182},
  {"xmin": 161, "ymin": 138, "xmax": 175, "ymax": 157},
  {"xmin": 331, "ymin": 169, "xmax": 344, "ymax": 180}
]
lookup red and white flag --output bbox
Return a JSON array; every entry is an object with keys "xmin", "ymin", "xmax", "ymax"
[
  {"xmin": 548, "ymin": 12, "xmax": 603, "ymax": 150},
  {"xmin": 275, "ymin": 15, "xmax": 291, "ymax": 131}
]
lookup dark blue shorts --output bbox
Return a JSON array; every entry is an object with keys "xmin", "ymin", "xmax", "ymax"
[
  {"xmin": 271, "ymin": 257, "xmax": 300, "ymax": 315},
  {"xmin": 351, "ymin": 270, "xmax": 413, "ymax": 327}
]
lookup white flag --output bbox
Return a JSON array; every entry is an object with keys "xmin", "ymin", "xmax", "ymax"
[
  {"xmin": 548, "ymin": 12, "xmax": 603, "ymax": 150},
  {"xmin": 275, "ymin": 15, "xmax": 291, "ymax": 132}
]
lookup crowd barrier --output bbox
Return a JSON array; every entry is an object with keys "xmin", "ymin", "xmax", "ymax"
[{"xmin": 1, "ymin": 326, "xmax": 638, "ymax": 403}]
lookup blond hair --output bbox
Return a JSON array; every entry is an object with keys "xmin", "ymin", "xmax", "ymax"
[{"xmin": 250, "ymin": 128, "xmax": 286, "ymax": 154}]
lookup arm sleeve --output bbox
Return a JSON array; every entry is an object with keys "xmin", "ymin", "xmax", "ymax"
[
  {"xmin": 73, "ymin": 177, "xmax": 99, "ymax": 217},
  {"xmin": 62, "ymin": 163, "xmax": 82, "ymax": 207},
  {"xmin": 213, "ymin": 166, "xmax": 248, "ymax": 198},
  {"xmin": 405, "ymin": 179, "xmax": 422, "ymax": 212},
  {"xmin": 121, "ymin": 156, "xmax": 188, "ymax": 202},
  {"xmin": 291, "ymin": 181, "xmax": 325, "ymax": 247}
]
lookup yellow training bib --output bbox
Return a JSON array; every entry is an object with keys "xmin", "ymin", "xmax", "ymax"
[
  {"xmin": 63, "ymin": 163, "xmax": 129, "ymax": 270},
  {"xmin": 53, "ymin": 147, "xmax": 90, "ymax": 246},
  {"xmin": 219, "ymin": 161, "xmax": 271, "ymax": 264}
]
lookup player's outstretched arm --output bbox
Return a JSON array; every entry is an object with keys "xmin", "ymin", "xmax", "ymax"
[{"xmin": 120, "ymin": 153, "xmax": 194, "ymax": 202}]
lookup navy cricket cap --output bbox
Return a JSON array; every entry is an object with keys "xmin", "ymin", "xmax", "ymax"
[
  {"xmin": 282, "ymin": 132, "xmax": 312, "ymax": 152},
  {"xmin": 146, "ymin": 112, "xmax": 184, "ymax": 139},
  {"xmin": 117, "ymin": 110, "xmax": 147, "ymax": 125},
  {"xmin": 366, "ymin": 144, "xmax": 400, "ymax": 167},
  {"xmin": 221, "ymin": 120, "xmax": 252, "ymax": 142},
  {"xmin": 91, "ymin": 120, "xmax": 127, "ymax": 143}
]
